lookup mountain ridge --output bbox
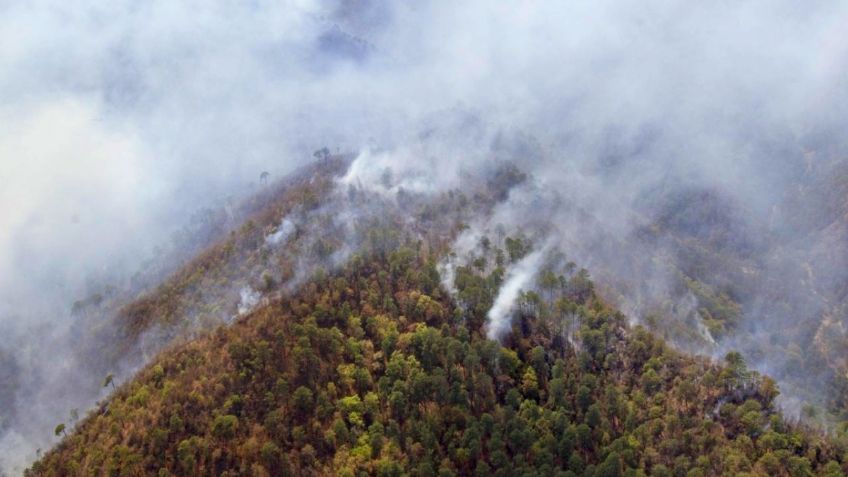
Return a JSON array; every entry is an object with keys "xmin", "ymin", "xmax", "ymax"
[{"xmin": 25, "ymin": 160, "xmax": 848, "ymax": 476}]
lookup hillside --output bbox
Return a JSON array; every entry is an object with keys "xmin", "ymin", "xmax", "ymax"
[
  {"xmin": 7, "ymin": 2, "xmax": 848, "ymax": 476},
  {"xmin": 554, "ymin": 152, "xmax": 848, "ymax": 424},
  {"xmin": 26, "ymin": 163, "xmax": 848, "ymax": 477},
  {"xmin": 0, "ymin": 157, "xmax": 365, "ymax": 474}
]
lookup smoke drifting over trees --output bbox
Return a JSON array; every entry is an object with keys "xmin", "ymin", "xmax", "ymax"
[{"xmin": 2, "ymin": 0, "xmax": 848, "ymax": 473}]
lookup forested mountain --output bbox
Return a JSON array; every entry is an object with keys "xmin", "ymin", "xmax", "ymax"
[
  {"xmin": 579, "ymin": 152, "xmax": 848, "ymax": 425},
  {"xmin": 5, "ymin": 1, "xmax": 848, "ymax": 475},
  {"xmin": 25, "ymin": 158, "xmax": 848, "ymax": 476}
]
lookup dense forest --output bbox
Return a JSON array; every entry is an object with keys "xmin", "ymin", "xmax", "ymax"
[
  {"xmin": 26, "ymin": 161, "xmax": 848, "ymax": 476},
  {"xmin": 7, "ymin": 1, "xmax": 848, "ymax": 475}
]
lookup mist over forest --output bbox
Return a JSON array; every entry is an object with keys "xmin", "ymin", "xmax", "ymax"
[{"xmin": 3, "ymin": 1, "xmax": 848, "ymax": 475}]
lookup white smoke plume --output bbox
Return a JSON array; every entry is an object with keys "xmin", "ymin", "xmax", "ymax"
[
  {"xmin": 266, "ymin": 218, "xmax": 297, "ymax": 246},
  {"xmin": 487, "ymin": 249, "xmax": 546, "ymax": 341},
  {"xmin": 236, "ymin": 287, "xmax": 262, "ymax": 318}
]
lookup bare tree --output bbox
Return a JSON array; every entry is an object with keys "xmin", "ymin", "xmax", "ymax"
[{"xmin": 260, "ymin": 171, "xmax": 270, "ymax": 185}]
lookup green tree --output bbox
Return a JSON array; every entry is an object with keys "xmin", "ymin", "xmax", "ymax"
[
  {"xmin": 212, "ymin": 414, "xmax": 239, "ymax": 439},
  {"xmin": 103, "ymin": 373, "xmax": 115, "ymax": 391}
]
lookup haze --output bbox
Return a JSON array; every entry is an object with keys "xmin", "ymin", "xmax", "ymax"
[{"xmin": 2, "ymin": 0, "xmax": 848, "ymax": 473}]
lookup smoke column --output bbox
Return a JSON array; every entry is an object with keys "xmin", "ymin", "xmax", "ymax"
[{"xmin": 487, "ymin": 250, "xmax": 546, "ymax": 340}]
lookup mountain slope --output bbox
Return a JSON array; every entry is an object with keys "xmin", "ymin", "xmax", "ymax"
[{"xmin": 26, "ymin": 171, "xmax": 848, "ymax": 477}]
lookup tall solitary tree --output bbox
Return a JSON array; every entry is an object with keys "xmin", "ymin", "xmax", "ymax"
[
  {"xmin": 103, "ymin": 373, "xmax": 116, "ymax": 391},
  {"xmin": 313, "ymin": 147, "xmax": 330, "ymax": 161}
]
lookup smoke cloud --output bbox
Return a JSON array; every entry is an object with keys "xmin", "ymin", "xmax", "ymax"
[{"xmin": 3, "ymin": 0, "xmax": 848, "ymax": 472}]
